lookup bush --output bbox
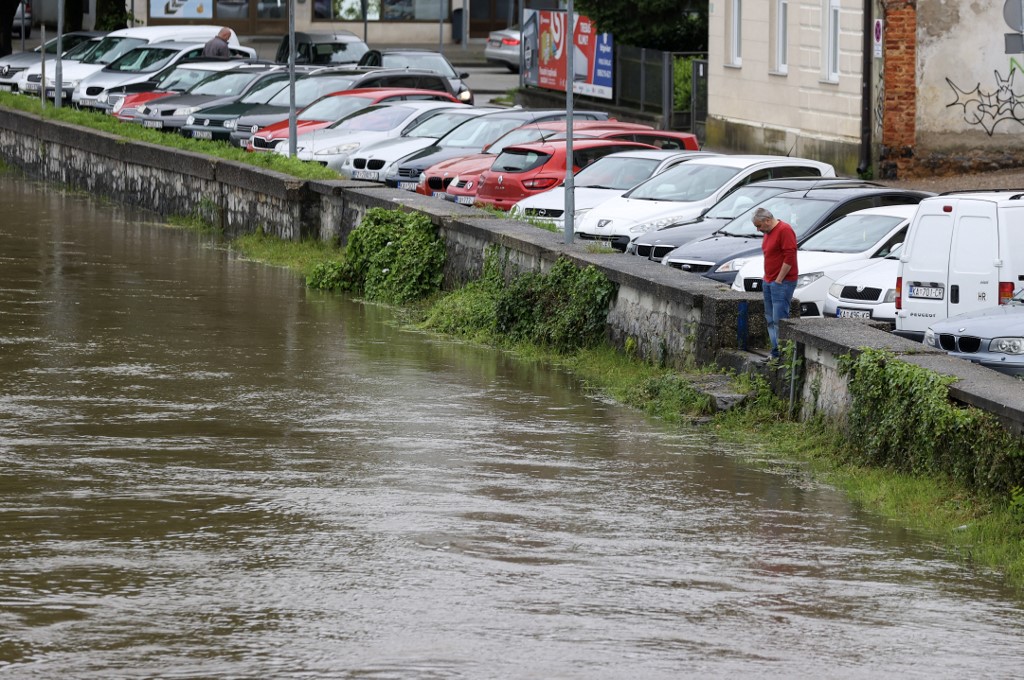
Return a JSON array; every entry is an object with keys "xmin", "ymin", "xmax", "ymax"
[{"xmin": 673, "ymin": 56, "xmax": 695, "ymax": 111}]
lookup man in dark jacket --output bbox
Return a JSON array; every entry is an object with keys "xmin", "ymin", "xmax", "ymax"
[{"xmin": 202, "ymin": 27, "xmax": 232, "ymax": 58}]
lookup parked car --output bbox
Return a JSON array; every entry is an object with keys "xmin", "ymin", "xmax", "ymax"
[
  {"xmin": 0, "ymin": 30, "xmax": 104, "ymax": 93},
  {"xmin": 730, "ymin": 204, "xmax": 917, "ymax": 316},
  {"xmin": 338, "ymin": 106, "xmax": 501, "ymax": 182},
  {"xmin": 421, "ymin": 120, "xmax": 668, "ymax": 202},
  {"xmin": 485, "ymin": 26, "xmax": 521, "ymax": 73},
  {"xmin": 132, "ymin": 64, "xmax": 288, "ymax": 131},
  {"xmin": 247, "ymin": 87, "xmax": 459, "ymax": 152},
  {"xmin": 73, "ymin": 40, "xmax": 259, "ymax": 109},
  {"xmin": 227, "ymin": 67, "xmax": 462, "ymax": 148},
  {"xmin": 663, "ymin": 186, "xmax": 932, "ymax": 285},
  {"xmin": 283, "ymin": 101, "xmax": 467, "ymax": 169},
  {"xmin": 22, "ymin": 25, "xmax": 246, "ymax": 101},
  {"xmin": 896, "ymin": 191, "xmax": 1024, "ymax": 342},
  {"xmin": 357, "ymin": 48, "xmax": 473, "ymax": 103},
  {"xmin": 384, "ymin": 109, "xmax": 611, "ymax": 191},
  {"xmin": 574, "ymin": 155, "xmax": 837, "ymax": 251},
  {"xmin": 509, "ymin": 149, "xmax": 718, "ymax": 228},
  {"xmin": 274, "ymin": 31, "xmax": 369, "ymax": 67},
  {"xmin": 822, "ymin": 244, "xmax": 904, "ymax": 325},
  {"xmin": 628, "ymin": 177, "xmax": 882, "ymax": 262},
  {"xmin": 473, "ymin": 138, "xmax": 657, "ymax": 211},
  {"xmin": 12, "ymin": 1, "xmax": 31, "ymax": 39},
  {"xmin": 924, "ymin": 294, "xmax": 1024, "ymax": 378}
]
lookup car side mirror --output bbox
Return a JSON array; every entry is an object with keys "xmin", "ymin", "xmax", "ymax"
[{"xmin": 460, "ymin": 72, "xmax": 470, "ymax": 79}]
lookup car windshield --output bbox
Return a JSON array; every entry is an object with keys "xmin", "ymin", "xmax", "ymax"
[
  {"xmin": 268, "ymin": 75, "xmax": 358, "ymax": 107},
  {"xmin": 152, "ymin": 66, "xmax": 213, "ymax": 91},
  {"xmin": 403, "ymin": 110, "xmax": 481, "ymax": 138},
  {"xmin": 80, "ymin": 36, "xmax": 147, "ymax": 65},
  {"xmin": 719, "ymin": 196, "xmax": 835, "ymax": 237},
  {"xmin": 704, "ymin": 185, "xmax": 791, "ymax": 220},
  {"xmin": 299, "ymin": 93, "xmax": 376, "ymax": 121},
  {"xmin": 625, "ymin": 163, "xmax": 740, "ymax": 202},
  {"xmin": 238, "ymin": 75, "xmax": 291, "ymax": 104},
  {"xmin": 106, "ymin": 47, "xmax": 180, "ymax": 73},
  {"xmin": 310, "ymin": 41, "xmax": 369, "ymax": 65},
  {"xmin": 574, "ymin": 156, "xmax": 660, "ymax": 189},
  {"xmin": 800, "ymin": 214, "xmax": 906, "ymax": 253},
  {"xmin": 42, "ymin": 34, "xmax": 94, "ymax": 56},
  {"xmin": 188, "ymin": 70, "xmax": 261, "ymax": 96},
  {"xmin": 439, "ymin": 116, "xmax": 531, "ymax": 149},
  {"xmin": 326, "ymin": 104, "xmax": 416, "ymax": 132},
  {"xmin": 380, "ymin": 53, "xmax": 458, "ymax": 77},
  {"xmin": 55, "ymin": 38, "xmax": 100, "ymax": 61}
]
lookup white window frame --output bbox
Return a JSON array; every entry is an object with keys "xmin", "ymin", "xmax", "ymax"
[
  {"xmin": 824, "ymin": 0, "xmax": 840, "ymax": 82},
  {"xmin": 728, "ymin": 0, "xmax": 743, "ymax": 66},
  {"xmin": 772, "ymin": 0, "xmax": 789, "ymax": 74}
]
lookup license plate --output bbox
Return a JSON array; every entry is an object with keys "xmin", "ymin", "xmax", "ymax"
[
  {"xmin": 455, "ymin": 195, "xmax": 475, "ymax": 205},
  {"xmin": 79, "ymin": 98, "xmax": 95, "ymax": 107},
  {"xmin": 909, "ymin": 284, "xmax": 943, "ymax": 299},
  {"xmin": 431, "ymin": 191, "xmax": 446, "ymax": 198},
  {"xmin": 398, "ymin": 181, "xmax": 417, "ymax": 191},
  {"xmin": 192, "ymin": 130, "xmax": 213, "ymax": 140},
  {"xmin": 836, "ymin": 308, "xmax": 872, "ymax": 319},
  {"xmin": 0, "ymin": 84, "xmax": 12, "ymax": 92},
  {"xmin": 143, "ymin": 120, "xmax": 163, "ymax": 129},
  {"xmin": 44, "ymin": 88, "xmax": 55, "ymax": 97},
  {"xmin": 489, "ymin": 40, "xmax": 500, "ymax": 47},
  {"xmin": 352, "ymin": 169, "xmax": 378, "ymax": 180}
]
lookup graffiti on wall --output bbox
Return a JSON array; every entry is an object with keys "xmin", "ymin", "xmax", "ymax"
[{"xmin": 946, "ymin": 68, "xmax": 1024, "ymax": 135}]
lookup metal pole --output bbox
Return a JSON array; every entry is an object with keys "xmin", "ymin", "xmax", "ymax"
[
  {"xmin": 54, "ymin": 0, "xmax": 64, "ymax": 109},
  {"xmin": 563, "ymin": 3, "xmax": 574, "ymax": 245},
  {"xmin": 439, "ymin": 0, "xmax": 444, "ymax": 54},
  {"xmin": 287, "ymin": 0, "xmax": 297, "ymax": 157},
  {"xmin": 462, "ymin": 0, "xmax": 469, "ymax": 52},
  {"xmin": 39, "ymin": 25, "xmax": 45, "ymax": 108},
  {"xmin": 362, "ymin": 0, "xmax": 368, "ymax": 42}
]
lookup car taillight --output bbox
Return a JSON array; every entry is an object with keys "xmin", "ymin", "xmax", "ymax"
[
  {"xmin": 999, "ymin": 281, "xmax": 1015, "ymax": 304},
  {"xmin": 523, "ymin": 177, "xmax": 559, "ymax": 190},
  {"xmin": 501, "ymin": 37, "xmax": 521, "ymax": 46},
  {"xmin": 895, "ymin": 276, "xmax": 902, "ymax": 310}
]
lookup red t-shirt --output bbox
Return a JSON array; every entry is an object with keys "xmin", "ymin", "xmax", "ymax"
[{"xmin": 761, "ymin": 220, "xmax": 799, "ymax": 282}]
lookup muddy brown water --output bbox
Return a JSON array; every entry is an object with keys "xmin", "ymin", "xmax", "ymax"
[{"xmin": 1, "ymin": 174, "xmax": 1022, "ymax": 678}]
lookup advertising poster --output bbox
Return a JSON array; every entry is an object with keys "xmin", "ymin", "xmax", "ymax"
[
  {"xmin": 150, "ymin": 0, "xmax": 213, "ymax": 19},
  {"xmin": 522, "ymin": 9, "xmax": 613, "ymax": 100}
]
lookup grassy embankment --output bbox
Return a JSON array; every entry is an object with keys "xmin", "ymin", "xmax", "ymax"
[{"xmin": 3, "ymin": 94, "xmax": 1022, "ymax": 588}]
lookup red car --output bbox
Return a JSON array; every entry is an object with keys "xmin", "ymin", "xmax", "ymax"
[
  {"xmin": 548, "ymin": 127, "xmax": 700, "ymax": 151},
  {"xmin": 416, "ymin": 119, "xmax": 656, "ymax": 199},
  {"xmin": 247, "ymin": 87, "xmax": 461, "ymax": 152},
  {"xmin": 473, "ymin": 139, "xmax": 657, "ymax": 211}
]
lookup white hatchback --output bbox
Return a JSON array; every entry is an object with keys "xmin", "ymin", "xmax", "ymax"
[{"xmin": 573, "ymin": 155, "xmax": 835, "ymax": 250}]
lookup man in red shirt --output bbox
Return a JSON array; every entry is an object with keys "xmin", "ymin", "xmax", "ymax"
[{"xmin": 753, "ymin": 207, "xmax": 799, "ymax": 360}]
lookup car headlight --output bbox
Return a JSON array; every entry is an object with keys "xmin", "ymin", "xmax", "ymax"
[
  {"xmin": 828, "ymin": 282, "xmax": 843, "ymax": 298},
  {"xmin": 97, "ymin": 92, "xmax": 108, "ymax": 103},
  {"xmin": 417, "ymin": 173, "xmax": 426, "ymax": 186},
  {"xmin": 924, "ymin": 328, "xmax": 936, "ymax": 347},
  {"xmin": 573, "ymin": 207, "xmax": 591, "ymax": 219},
  {"xmin": 715, "ymin": 257, "xmax": 748, "ymax": 274},
  {"xmin": 628, "ymin": 215, "xmax": 684, "ymax": 235},
  {"xmin": 458, "ymin": 90, "xmax": 472, "ymax": 102},
  {"xmin": 796, "ymin": 271, "xmax": 824, "ymax": 289},
  {"xmin": 185, "ymin": 115, "xmax": 195, "ymax": 126},
  {"xmin": 173, "ymin": 106, "xmax": 200, "ymax": 117},
  {"xmin": 114, "ymin": 99, "xmax": 128, "ymax": 114},
  {"xmin": 989, "ymin": 337, "xmax": 1024, "ymax": 354},
  {"xmin": 314, "ymin": 142, "xmax": 360, "ymax": 156},
  {"xmin": 224, "ymin": 119, "xmax": 237, "ymax": 130}
]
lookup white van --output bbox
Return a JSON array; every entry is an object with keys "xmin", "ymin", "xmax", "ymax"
[
  {"xmin": 22, "ymin": 25, "xmax": 241, "ymax": 100},
  {"xmin": 894, "ymin": 191, "xmax": 1024, "ymax": 341}
]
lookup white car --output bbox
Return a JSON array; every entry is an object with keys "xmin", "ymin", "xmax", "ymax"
[
  {"xmin": 573, "ymin": 155, "xmax": 835, "ymax": 250},
  {"xmin": 731, "ymin": 204, "xmax": 916, "ymax": 317},
  {"xmin": 509, "ymin": 149, "xmax": 717, "ymax": 231},
  {"xmin": 332, "ymin": 106, "xmax": 495, "ymax": 181},
  {"xmin": 283, "ymin": 101, "xmax": 465, "ymax": 169},
  {"xmin": 822, "ymin": 244, "xmax": 903, "ymax": 324}
]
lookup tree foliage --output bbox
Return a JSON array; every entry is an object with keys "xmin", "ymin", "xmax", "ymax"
[{"xmin": 574, "ymin": 0, "xmax": 708, "ymax": 53}]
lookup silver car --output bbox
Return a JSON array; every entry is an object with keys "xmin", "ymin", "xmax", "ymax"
[
  {"xmin": 484, "ymin": 26, "xmax": 521, "ymax": 73},
  {"xmin": 924, "ymin": 292, "xmax": 1024, "ymax": 378},
  {"xmin": 0, "ymin": 31, "xmax": 104, "ymax": 93}
]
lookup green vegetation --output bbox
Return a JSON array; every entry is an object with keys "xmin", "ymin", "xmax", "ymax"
[
  {"xmin": 0, "ymin": 93, "xmax": 340, "ymax": 181},
  {"xmin": 673, "ymin": 55, "xmax": 695, "ymax": 111}
]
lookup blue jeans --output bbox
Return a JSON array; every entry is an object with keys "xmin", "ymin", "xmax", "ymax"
[{"xmin": 763, "ymin": 280, "xmax": 797, "ymax": 357}]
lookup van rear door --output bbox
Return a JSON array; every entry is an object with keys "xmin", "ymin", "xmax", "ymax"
[
  {"xmin": 947, "ymin": 200, "xmax": 999, "ymax": 317},
  {"xmin": 896, "ymin": 202, "xmax": 954, "ymax": 337}
]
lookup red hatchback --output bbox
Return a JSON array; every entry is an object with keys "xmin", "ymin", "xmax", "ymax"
[
  {"xmin": 247, "ymin": 87, "xmax": 461, "ymax": 152},
  {"xmin": 474, "ymin": 139, "xmax": 657, "ymax": 211}
]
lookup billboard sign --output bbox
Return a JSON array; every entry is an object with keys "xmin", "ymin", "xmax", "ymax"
[{"xmin": 522, "ymin": 9, "xmax": 613, "ymax": 100}]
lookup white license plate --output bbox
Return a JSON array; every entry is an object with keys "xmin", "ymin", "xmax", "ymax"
[
  {"xmin": 398, "ymin": 181, "xmax": 417, "ymax": 191},
  {"xmin": 431, "ymin": 191, "xmax": 446, "ymax": 198},
  {"xmin": 143, "ymin": 120, "xmax": 163, "ymax": 129},
  {"xmin": 909, "ymin": 285, "xmax": 943, "ymax": 299},
  {"xmin": 44, "ymin": 88, "xmax": 55, "ymax": 97},
  {"xmin": 192, "ymin": 130, "xmax": 213, "ymax": 140},
  {"xmin": 352, "ymin": 169, "xmax": 378, "ymax": 180},
  {"xmin": 0, "ymin": 84, "xmax": 12, "ymax": 92},
  {"xmin": 455, "ymin": 195, "xmax": 475, "ymax": 205},
  {"xmin": 836, "ymin": 308, "xmax": 872, "ymax": 319},
  {"xmin": 79, "ymin": 98, "xmax": 95, "ymax": 107},
  {"xmin": 489, "ymin": 40, "xmax": 501, "ymax": 47}
]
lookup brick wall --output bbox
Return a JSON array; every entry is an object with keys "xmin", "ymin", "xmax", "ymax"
[{"xmin": 879, "ymin": 0, "xmax": 917, "ymax": 179}]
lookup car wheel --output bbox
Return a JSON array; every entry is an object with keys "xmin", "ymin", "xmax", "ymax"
[{"xmin": 505, "ymin": 63, "xmax": 519, "ymax": 74}]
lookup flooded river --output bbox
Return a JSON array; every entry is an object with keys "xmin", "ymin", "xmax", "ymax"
[{"xmin": 1, "ymin": 174, "xmax": 1022, "ymax": 678}]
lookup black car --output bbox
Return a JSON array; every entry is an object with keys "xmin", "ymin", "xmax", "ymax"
[
  {"xmin": 226, "ymin": 67, "xmax": 464, "ymax": 148},
  {"xmin": 629, "ymin": 177, "xmax": 883, "ymax": 262},
  {"xmin": 383, "ymin": 109, "xmax": 612, "ymax": 191},
  {"xmin": 358, "ymin": 48, "xmax": 473, "ymax": 104},
  {"xmin": 274, "ymin": 31, "xmax": 370, "ymax": 67},
  {"xmin": 661, "ymin": 187, "xmax": 934, "ymax": 284}
]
